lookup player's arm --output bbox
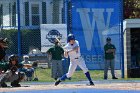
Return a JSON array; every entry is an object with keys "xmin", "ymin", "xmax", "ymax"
[
  {"xmin": 63, "ymin": 45, "xmax": 68, "ymax": 58},
  {"xmin": 108, "ymin": 45, "xmax": 116, "ymax": 54},
  {"xmin": 113, "ymin": 49, "xmax": 116, "ymax": 56},
  {"xmin": 109, "ymin": 49, "xmax": 115, "ymax": 53},
  {"xmin": 23, "ymin": 64, "xmax": 32, "ymax": 68},
  {"xmin": 105, "ymin": 49, "xmax": 115, "ymax": 53},
  {"xmin": 106, "ymin": 49, "xmax": 112, "ymax": 53},
  {"xmin": 63, "ymin": 46, "xmax": 79, "ymax": 58},
  {"xmin": 104, "ymin": 46, "xmax": 112, "ymax": 53},
  {"xmin": 46, "ymin": 48, "xmax": 52, "ymax": 60},
  {"xmin": 64, "ymin": 50, "xmax": 68, "ymax": 58},
  {"xmin": 104, "ymin": 45, "xmax": 110, "ymax": 53},
  {"xmin": 105, "ymin": 47, "xmax": 116, "ymax": 55},
  {"xmin": 112, "ymin": 45, "xmax": 116, "ymax": 55},
  {"xmin": 64, "ymin": 46, "xmax": 79, "ymax": 53}
]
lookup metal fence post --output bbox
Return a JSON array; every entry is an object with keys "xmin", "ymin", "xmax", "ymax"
[
  {"xmin": 67, "ymin": 0, "xmax": 72, "ymax": 34},
  {"xmin": 63, "ymin": 0, "xmax": 67, "ymax": 24},
  {"xmin": 17, "ymin": 0, "xmax": 21, "ymax": 58},
  {"xmin": 120, "ymin": 0, "xmax": 124, "ymax": 78}
]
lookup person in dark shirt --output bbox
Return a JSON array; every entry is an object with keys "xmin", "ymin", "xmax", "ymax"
[
  {"xmin": 47, "ymin": 38, "xmax": 64, "ymax": 80},
  {"xmin": 104, "ymin": 37, "xmax": 118, "ymax": 80}
]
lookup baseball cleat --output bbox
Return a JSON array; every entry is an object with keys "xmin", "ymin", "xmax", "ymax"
[
  {"xmin": 112, "ymin": 77, "xmax": 118, "ymax": 79},
  {"xmin": 89, "ymin": 81, "xmax": 95, "ymax": 86},
  {"xmin": 0, "ymin": 82, "xmax": 8, "ymax": 87},
  {"xmin": 86, "ymin": 81, "xmax": 95, "ymax": 86},
  {"xmin": 55, "ymin": 79, "xmax": 61, "ymax": 86},
  {"xmin": 11, "ymin": 82, "xmax": 21, "ymax": 87},
  {"xmin": 104, "ymin": 77, "xmax": 107, "ymax": 80}
]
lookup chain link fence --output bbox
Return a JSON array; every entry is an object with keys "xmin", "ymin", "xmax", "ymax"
[
  {"xmin": 0, "ymin": 0, "xmax": 123, "ymax": 74},
  {"xmin": 0, "ymin": 0, "xmax": 71, "ymax": 81},
  {"xmin": 0, "ymin": 0, "xmax": 69, "ymax": 57}
]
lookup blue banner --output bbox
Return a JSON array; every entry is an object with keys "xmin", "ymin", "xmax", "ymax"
[{"xmin": 72, "ymin": 0, "xmax": 122, "ymax": 69}]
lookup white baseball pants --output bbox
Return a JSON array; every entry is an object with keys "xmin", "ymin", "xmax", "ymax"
[{"xmin": 66, "ymin": 57, "xmax": 88, "ymax": 78}]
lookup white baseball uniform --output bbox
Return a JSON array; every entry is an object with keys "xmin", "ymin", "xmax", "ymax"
[{"xmin": 64, "ymin": 40, "xmax": 88, "ymax": 78}]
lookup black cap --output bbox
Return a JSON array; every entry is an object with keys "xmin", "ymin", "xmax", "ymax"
[{"xmin": 106, "ymin": 37, "xmax": 111, "ymax": 41}]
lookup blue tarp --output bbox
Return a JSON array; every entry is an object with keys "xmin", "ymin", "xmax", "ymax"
[{"xmin": 71, "ymin": 0, "xmax": 123, "ymax": 70}]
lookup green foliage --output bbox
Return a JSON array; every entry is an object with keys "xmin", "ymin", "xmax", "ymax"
[
  {"xmin": 21, "ymin": 29, "xmax": 41, "ymax": 54},
  {"xmin": 0, "ymin": 29, "xmax": 41, "ymax": 54},
  {"xmin": 124, "ymin": 0, "xmax": 140, "ymax": 19},
  {"xmin": 0, "ymin": 29, "xmax": 18, "ymax": 54}
]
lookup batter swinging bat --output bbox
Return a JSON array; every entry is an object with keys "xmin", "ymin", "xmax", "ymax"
[{"xmin": 55, "ymin": 37, "xmax": 79, "ymax": 53}]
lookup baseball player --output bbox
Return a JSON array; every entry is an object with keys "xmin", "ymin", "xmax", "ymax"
[
  {"xmin": 55, "ymin": 34, "xmax": 94, "ymax": 86},
  {"xmin": 0, "ymin": 54, "xmax": 25, "ymax": 87}
]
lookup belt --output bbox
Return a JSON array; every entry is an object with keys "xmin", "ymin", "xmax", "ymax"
[
  {"xmin": 74, "ymin": 56, "xmax": 81, "ymax": 59},
  {"xmin": 75, "ymin": 58, "xmax": 79, "ymax": 59}
]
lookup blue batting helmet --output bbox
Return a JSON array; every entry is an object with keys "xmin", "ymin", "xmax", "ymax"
[{"xmin": 68, "ymin": 34, "xmax": 75, "ymax": 42}]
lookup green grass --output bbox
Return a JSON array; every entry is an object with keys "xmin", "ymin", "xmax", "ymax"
[
  {"xmin": 31, "ymin": 68, "xmax": 140, "ymax": 82},
  {"xmin": 34, "ymin": 68, "xmax": 104, "ymax": 82},
  {"xmin": 34, "ymin": 68, "xmax": 54, "ymax": 82}
]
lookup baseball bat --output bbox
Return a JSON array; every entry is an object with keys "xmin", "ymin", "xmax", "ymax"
[
  {"xmin": 55, "ymin": 37, "xmax": 79, "ymax": 53},
  {"xmin": 55, "ymin": 38, "xmax": 63, "ymax": 46}
]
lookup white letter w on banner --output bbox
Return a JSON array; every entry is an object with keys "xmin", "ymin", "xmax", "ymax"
[{"xmin": 77, "ymin": 8, "xmax": 114, "ymax": 51}]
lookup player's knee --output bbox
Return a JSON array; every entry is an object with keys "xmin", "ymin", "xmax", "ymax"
[
  {"xmin": 83, "ymin": 69, "xmax": 89, "ymax": 74},
  {"xmin": 66, "ymin": 73, "xmax": 73, "ymax": 78}
]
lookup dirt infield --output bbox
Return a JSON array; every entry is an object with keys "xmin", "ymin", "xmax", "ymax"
[{"xmin": 0, "ymin": 81, "xmax": 140, "ymax": 92}]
